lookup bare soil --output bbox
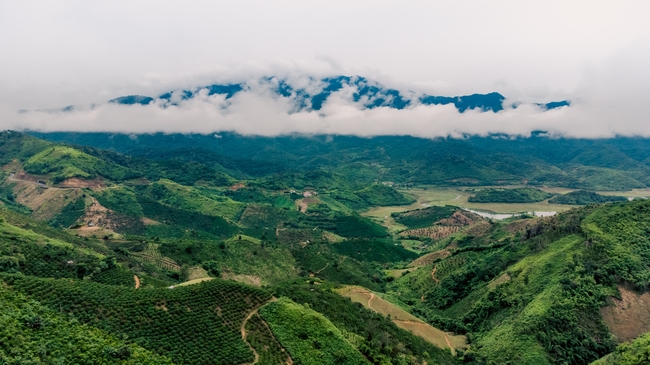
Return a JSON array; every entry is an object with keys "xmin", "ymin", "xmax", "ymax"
[
  {"xmin": 222, "ymin": 272, "xmax": 262, "ymax": 287},
  {"xmin": 141, "ymin": 217, "xmax": 160, "ymax": 225},
  {"xmin": 337, "ymin": 286, "xmax": 466, "ymax": 352},
  {"xmin": 601, "ymin": 285, "xmax": 650, "ymax": 342},
  {"xmin": 59, "ymin": 177, "xmax": 106, "ymax": 189}
]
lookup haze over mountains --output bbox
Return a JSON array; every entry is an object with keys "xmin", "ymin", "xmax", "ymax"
[{"xmin": 106, "ymin": 75, "xmax": 570, "ymax": 113}]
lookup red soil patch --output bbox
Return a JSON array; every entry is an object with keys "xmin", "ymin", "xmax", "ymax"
[
  {"xmin": 601, "ymin": 285, "xmax": 650, "ymax": 342},
  {"xmin": 59, "ymin": 177, "xmax": 106, "ymax": 189},
  {"xmin": 141, "ymin": 217, "xmax": 160, "ymax": 225},
  {"xmin": 230, "ymin": 183, "xmax": 245, "ymax": 190}
]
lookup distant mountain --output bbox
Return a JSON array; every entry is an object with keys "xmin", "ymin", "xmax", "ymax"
[{"xmin": 104, "ymin": 75, "xmax": 569, "ymax": 113}]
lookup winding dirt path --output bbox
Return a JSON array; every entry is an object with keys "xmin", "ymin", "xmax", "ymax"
[
  {"xmin": 367, "ymin": 292, "xmax": 377, "ymax": 310},
  {"xmin": 315, "ymin": 263, "xmax": 329, "ymax": 275},
  {"xmin": 134, "ymin": 275, "xmax": 140, "ymax": 289},
  {"xmin": 431, "ymin": 266, "xmax": 439, "ymax": 283},
  {"xmin": 241, "ymin": 307, "xmax": 261, "ymax": 365},
  {"xmin": 241, "ymin": 298, "xmax": 287, "ymax": 365}
]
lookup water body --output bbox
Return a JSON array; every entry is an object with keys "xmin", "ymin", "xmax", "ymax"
[{"xmin": 463, "ymin": 208, "xmax": 556, "ymax": 220}]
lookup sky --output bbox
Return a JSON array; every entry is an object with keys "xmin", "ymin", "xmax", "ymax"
[{"xmin": 1, "ymin": 1, "xmax": 649, "ymax": 137}]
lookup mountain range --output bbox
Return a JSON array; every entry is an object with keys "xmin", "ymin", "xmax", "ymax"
[{"xmin": 104, "ymin": 75, "xmax": 569, "ymax": 113}]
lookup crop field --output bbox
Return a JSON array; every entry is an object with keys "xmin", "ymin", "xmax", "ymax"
[
  {"xmin": 400, "ymin": 225, "xmax": 460, "ymax": 240},
  {"xmin": 4, "ymin": 275, "xmax": 272, "ymax": 365},
  {"xmin": 336, "ymin": 285, "xmax": 466, "ymax": 352},
  {"xmin": 260, "ymin": 297, "xmax": 369, "ymax": 365},
  {"xmin": 244, "ymin": 311, "xmax": 291, "ymax": 365},
  {"xmin": 131, "ymin": 243, "xmax": 181, "ymax": 271}
]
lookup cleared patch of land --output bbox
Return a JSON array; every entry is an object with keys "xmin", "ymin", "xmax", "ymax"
[
  {"xmin": 409, "ymin": 249, "xmax": 451, "ymax": 267},
  {"xmin": 222, "ymin": 272, "xmax": 263, "ymax": 287},
  {"xmin": 487, "ymin": 273, "xmax": 511, "ymax": 289},
  {"xmin": 336, "ymin": 285, "xmax": 466, "ymax": 353},
  {"xmin": 384, "ymin": 268, "xmax": 411, "ymax": 279},
  {"xmin": 177, "ymin": 277, "xmax": 214, "ymax": 287},
  {"xmin": 601, "ymin": 285, "xmax": 650, "ymax": 343},
  {"xmin": 185, "ymin": 266, "xmax": 210, "ymax": 281}
]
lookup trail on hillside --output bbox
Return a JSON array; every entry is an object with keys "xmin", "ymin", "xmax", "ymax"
[
  {"xmin": 8, "ymin": 173, "xmax": 50, "ymax": 188},
  {"xmin": 431, "ymin": 266, "xmax": 439, "ymax": 283},
  {"xmin": 241, "ymin": 307, "xmax": 261, "ymax": 365},
  {"xmin": 241, "ymin": 297, "xmax": 288, "ymax": 365},
  {"xmin": 134, "ymin": 275, "xmax": 140, "ymax": 289},
  {"xmin": 315, "ymin": 263, "xmax": 329, "ymax": 275},
  {"xmin": 367, "ymin": 292, "xmax": 377, "ymax": 311}
]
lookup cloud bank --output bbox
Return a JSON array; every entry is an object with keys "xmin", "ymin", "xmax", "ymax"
[{"xmin": 1, "ymin": 37, "xmax": 649, "ymax": 139}]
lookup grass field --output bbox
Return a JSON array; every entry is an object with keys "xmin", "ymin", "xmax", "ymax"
[
  {"xmin": 177, "ymin": 277, "xmax": 214, "ymax": 286},
  {"xmin": 336, "ymin": 285, "xmax": 466, "ymax": 353},
  {"xmin": 363, "ymin": 186, "xmax": 579, "ymax": 221}
]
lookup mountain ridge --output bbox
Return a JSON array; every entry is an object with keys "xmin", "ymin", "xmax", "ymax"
[{"xmin": 95, "ymin": 75, "xmax": 569, "ymax": 113}]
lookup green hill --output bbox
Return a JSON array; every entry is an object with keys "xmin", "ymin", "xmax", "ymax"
[
  {"xmin": 0, "ymin": 285, "xmax": 172, "ymax": 365},
  {"xmin": 549, "ymin": 190, "xmax": 628, "ymax": 205},
  {"xmin": 591, "ymin": 331, "xmax": 650, "ymax": 365},
  {"xmin": 6, "ymin": 130, "xmax": 650, "ymax": 364},
  {"xmin": 260, "ymin": 297, "xmax": 370, "ymax": 365},
  {"xmin": 3, "ymin": 275, "xmax": 271, "ymax": 365}
]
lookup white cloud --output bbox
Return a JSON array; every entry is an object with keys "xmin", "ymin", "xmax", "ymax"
[{"xmin": 1, "ymin": 2, "xmax": 649, "ymax": 138}]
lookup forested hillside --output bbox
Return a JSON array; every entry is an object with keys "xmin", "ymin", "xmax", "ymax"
[
  {"xmin": 3, "ymin": 130, "xmax": 650, "ymax": 364},
  {"xmin": 31, "ymin": 131, "xmax": 650, "ymax": 190}
]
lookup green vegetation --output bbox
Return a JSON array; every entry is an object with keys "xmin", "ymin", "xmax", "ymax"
[
  {"xmin": 48, "ymin": 196, "xmax": 86, "ymax": 228},
  {"xmin": 549, "ymin": 190, "xmax": 628, "ymax": 205},
  {"xmin": 260, "ymin": 297, "xmax": 370, "ymax": 365},
  {"xmin": 0, "ymin": 219, "xmax": 106, "ymax": 279},
  {"xmin": 158, "ymin": 237, "xmax": 297, "ymax": 285},
  {"xmin": 392, "ymin": 205, "xmax": 458, "ymax": 229},
  {"xmin": 0, "ymin": 180, "xmax": 32, "ymax": 214},
  {"xmin": 274, "ymin": 280, "xmax": 460, "ymax": 365},
  {"xmin": 7, "ymin": 131, "xmax": 650, "ymax": 363},
  {"xmin": 468, "ymin": 187, "xmax": 553, "ymax": 203},
  {"xmin": 137, "ymin": 180, "xmax": 245, "ymax": 221},
  {"xmin": 0, "ymin": 286, "xmax": 173, "ymax": 364},
  {"xmin": 4, "ymin": 275, "xmax": 271, "ymax": 365},
  {"xmin": 353, "ymin": 184, "xmax": 416, "ymax": 207},
  {"xmin": 24, "ymin": 146, "xmax": 138, "ymax": 183},
  {"xmin": 333, "ymin": 239, "xmax": 419, "ymax": 264},
  {"xmin": 245, "ymin": 312, "xmax": 291, "ymax": 365},
  {"xmin": 94, "ymin": 187, "xmax": 143, "ymax": 216},
  {"xmin": 592, "ymin": 332, "xmax": 650, "ymax": 365},
  {"xmin": 291, "ymin": 243, "xmax": 387, "ymax": 291}
]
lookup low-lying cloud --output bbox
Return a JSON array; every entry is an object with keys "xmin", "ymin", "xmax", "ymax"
[{"xmin": 2, "ymin": 39, "xmax": 649, "ymax": 139}]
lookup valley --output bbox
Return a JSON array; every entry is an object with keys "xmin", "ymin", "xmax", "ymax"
[{"xmin": 2, "ymin": 130, "xmax": 650, "ymax": 364}]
